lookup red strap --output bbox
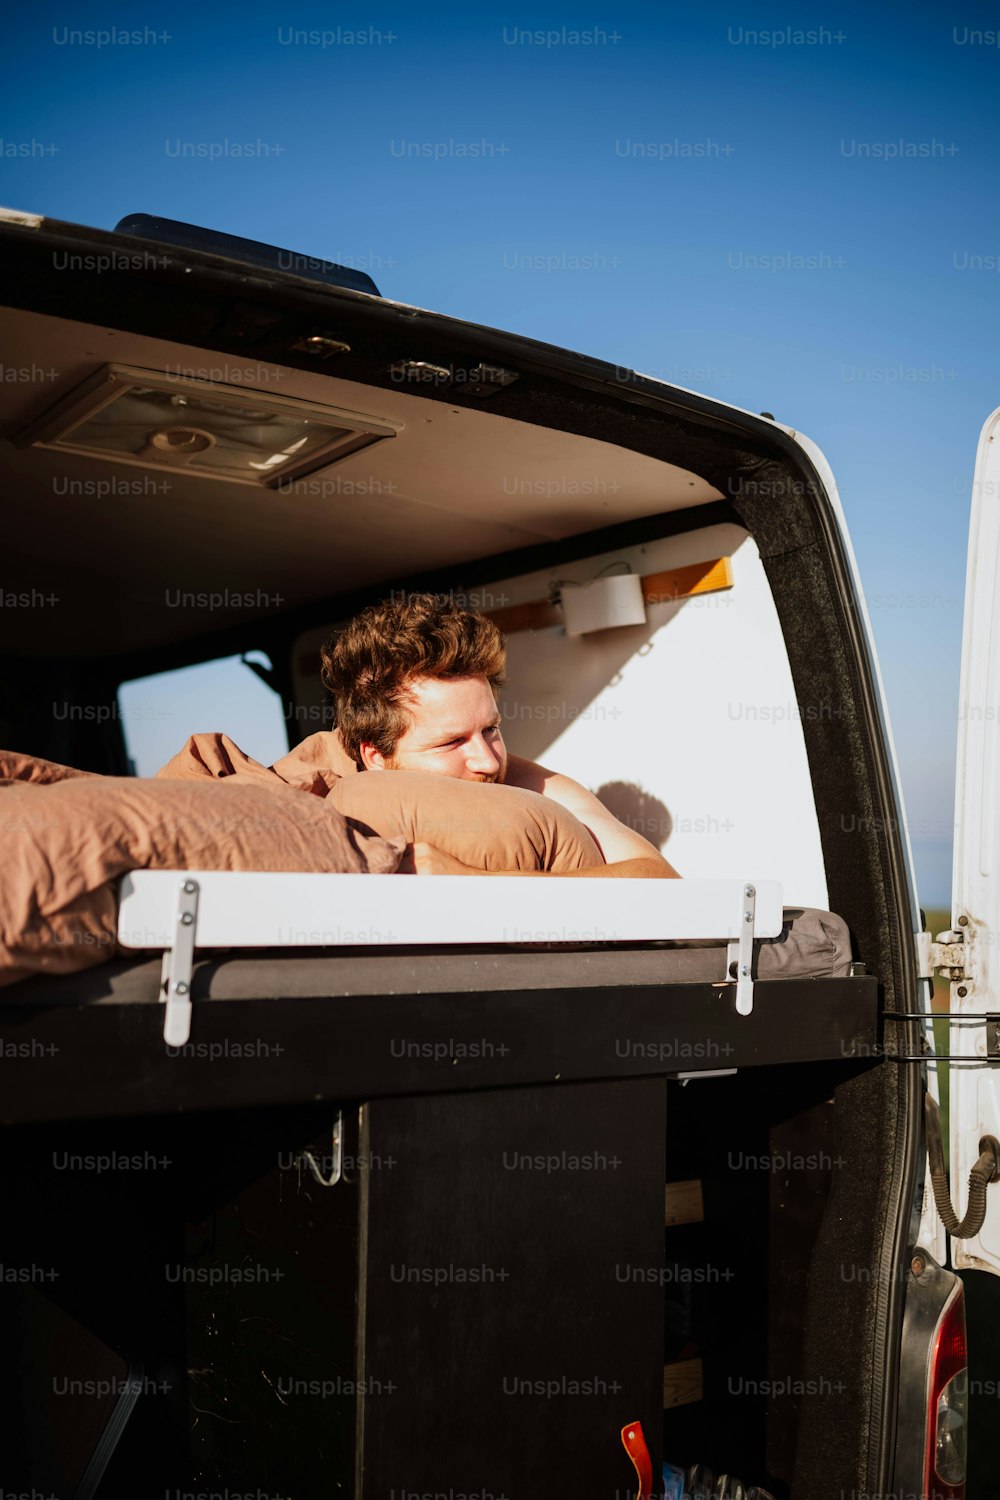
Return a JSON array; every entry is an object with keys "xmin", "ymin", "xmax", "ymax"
[{"xmin": 620, "ymin": 1419, "xmax": 653, "ymax": 1500}]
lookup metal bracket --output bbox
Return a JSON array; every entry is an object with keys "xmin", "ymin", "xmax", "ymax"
[
  {"xmin": 160, "ymin": 878, "xmax": 199, "ymax": 1048},
  {"xmin": 929, "ymin": 930, "xmax": 966, "ymax": 982},
  {"xmin": 297, "ymin": 1110, "xmax": 344, "ymax": 1187},
  {"xmin": 674, "ymin": 1069, "xmax": 740, "ymax": 1084},
  {"xmin": 881, "ymin": 1010, "xmax": 1000, "ymax": 1062},
  {"xmin": 916, "ymin": 929, "xmax": 932, "ymax": 980},
  {"xmin": 727, "ymin": 882, "xmax": 757, "ymax": 1017}
]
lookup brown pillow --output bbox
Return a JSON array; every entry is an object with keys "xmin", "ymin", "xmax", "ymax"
[
  {"xmin": 0, "ymin": 769, "xmax": 403, "ymax": 987},
  {"xmin": 0, "ymin": 748, "xmax": 96, "ymax": 785},
  {"xmin": 329, "ymin": 770, "xmax": 604, "ymax": 872}
]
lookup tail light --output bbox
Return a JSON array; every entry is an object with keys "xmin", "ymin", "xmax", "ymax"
[{"xmin": 926, "ymin": 1281, "xmax": 968, "ymax": 1499}]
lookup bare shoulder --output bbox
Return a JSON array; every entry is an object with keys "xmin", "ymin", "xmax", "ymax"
[
  {"xmin": 505, "ymin": 754, "xmax": 591, "ymax": 804},
  {"xmin": 505, "ymin": 753, "xmax": 675, "ymax": 869},
  {"xmin": 505, "ymin": 754, "xmax": 616, "ymax": 825}
]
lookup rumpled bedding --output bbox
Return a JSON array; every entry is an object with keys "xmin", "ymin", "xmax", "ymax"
[
  {"xmin": 154, "ymin": 729, "xmax": 357, "ymax": 795},
  {"xmin": 0, "ymin": 732, "xmax": 851, "ymax": 991},
  {"xmin": 0, "ymin": 740, "xmax": 401, "ymax": 987},
  {"xmin": 155, "ymin": 731, "xmax": 604, "ymax": 873},
  {"xmin": 0, "ymin": 730, "xmax": 601, "ymax": 987}
]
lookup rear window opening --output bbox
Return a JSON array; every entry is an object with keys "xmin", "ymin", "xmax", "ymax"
[{"xmin": 117, "ymin": 651, "xmax": 288, "ymax": 776}]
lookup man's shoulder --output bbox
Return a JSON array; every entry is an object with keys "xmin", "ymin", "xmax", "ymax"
[
  {"xmin": 505, "ymin": 754, "xmax": 595, "ymax": 806},
  {"xmin": 504, "ymin": 753, "xmax": 546, "ymax": 793}
]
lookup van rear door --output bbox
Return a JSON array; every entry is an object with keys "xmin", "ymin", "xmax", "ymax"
[{"xmin": 948, "ymin": 404, "xmax": 1000, "ymax": 1274}]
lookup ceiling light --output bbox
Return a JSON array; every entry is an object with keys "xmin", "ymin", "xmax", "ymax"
[{"xmin": 15, "ymin": 363, "xmax": 399, "ymax": 488}]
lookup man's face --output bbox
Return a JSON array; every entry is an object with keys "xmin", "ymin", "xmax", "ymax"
[{"xmin": 360, "ymin": 675, "xmax": 507, "ymax": 783}]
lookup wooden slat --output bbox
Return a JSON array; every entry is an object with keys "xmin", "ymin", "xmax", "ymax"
[
  {"xmin": 485, "ymin": 557, "xmax": 734, "ymax": 635},
  {"xmin": 483, "ymin": 599, "xmax": 562, "ymax": 634},
  {"xmin": 663, "ymin": 1357, "xmax": 703, "ymax": 1408},
  {"xmin": 641, "ymin": 556, "xmax": 733, "ymax": 604},
  {"xmin": 294, "ymin": 559, "xmax": 735, "ymax": 671},
  {"xmin": 664, "ymin": 1178, "xmax": 704, "ymax": 1227}
]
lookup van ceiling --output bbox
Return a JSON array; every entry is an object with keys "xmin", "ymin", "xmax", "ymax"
[{"xmin": 0, "ymin": 308, "xmax": 722, "ymax": 657}]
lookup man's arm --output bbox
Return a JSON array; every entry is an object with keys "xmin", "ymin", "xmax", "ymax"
[
  {"xmin": 398, "ymin": 844, "xmax": 676, "ymax": 877},
  {"xmin": 504, "ymin": 753, "xmax": 679, "ymax": 872},
  {"xmin": 394, "ymin": 753, "xmax": 681, "ymax": 876}
]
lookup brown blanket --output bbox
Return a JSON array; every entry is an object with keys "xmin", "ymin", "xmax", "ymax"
[
  {"xmin": 0, "ymin": 744, "xmax": 400, "ymax": 988},
  {"xmin": 0, "ymin": 730, "xmax": 602, "ymax": 988},
  {"xmin": 155, "ymin": 729, "xmax": 358, "ymax": 793},
  {"xmin": 157, "ymin": 732, "xmax": 603, "ymax": 873}
]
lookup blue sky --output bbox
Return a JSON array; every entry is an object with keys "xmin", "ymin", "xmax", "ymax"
[{"xmin": 4, "ymin": 1, "xmax": 999, "ymax": 903}]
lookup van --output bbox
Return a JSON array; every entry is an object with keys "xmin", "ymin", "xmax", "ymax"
[{"xmin": 0, "ymin": 206, "xmax": 996, "ymax": 1500}]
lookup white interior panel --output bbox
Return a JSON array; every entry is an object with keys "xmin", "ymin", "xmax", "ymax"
[
  {"xmin": 295, "ymin": 521, "xmax": 829, "ymax": 908},
  {"xmin": 497, "ymin": 524, "xmax": 827, "ymax": 907}
]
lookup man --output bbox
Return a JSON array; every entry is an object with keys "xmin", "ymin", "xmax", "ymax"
[{"xmin": 321, "ymin": 593, "xmax": 678, "ymax": 878}]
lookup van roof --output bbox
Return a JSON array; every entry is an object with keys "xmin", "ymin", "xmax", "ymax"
[{"xmin": 0, "ymin": 209, "xmax": 809, "ymax": 668}]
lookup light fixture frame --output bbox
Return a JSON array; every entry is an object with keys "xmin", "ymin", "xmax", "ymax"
[{"xmin": 14, "ymin": 363, "xmax": 400, "ymax": 488}]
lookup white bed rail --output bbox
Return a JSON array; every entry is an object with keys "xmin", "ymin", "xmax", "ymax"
[{"xmin": 117, "ymin": 872, "xmax": 783, "ymax": 1046}]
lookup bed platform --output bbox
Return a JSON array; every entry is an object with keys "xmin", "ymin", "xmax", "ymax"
[{"xmin": 0, "ymin": 876, "xmax": 877, "ymax": 1125}]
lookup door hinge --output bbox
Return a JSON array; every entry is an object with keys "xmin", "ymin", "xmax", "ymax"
[{"xmin": 928, "ymin": 928, "xmax": 966, "ymax": 983}]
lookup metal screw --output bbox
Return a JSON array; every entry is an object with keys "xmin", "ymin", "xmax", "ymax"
[
  {"xmin": 181, "ymin": 912, "xmax": 194, "ymax": 926},
  {"xmin": 910, "ymin": 1254, "xmax": 925, "ymax": 1276},
  {"xmin": 745, "ymin": 885, "xmax": 755, "ymax": 897},
  {"xmin": 959, "ymin": 915, "xmax": 969, "ymax": 926},
  {"xmin": 744, "ymin": 911, "xmax": 752, "ymax": 923},
  {"xmin": 183, "ymin": 880, "xmax": 197, "ymax": 894},
  {"xmin": 740, "ymin": 964, "xmax": 751, "ymax": 977},
  {"xmin": 390, "ymin": 359, "xmax": 451, "ymax": 382},
  {"xmin": 957, "ymin": 985, "xmax": 968, "ymax": 998},
  {"xmin": 294, "ymin": 334, "xmax": 350, "ymax": 358},
  {"xmin": 174, "ymin": 982, "xmax": 189, "ymax": 996}
]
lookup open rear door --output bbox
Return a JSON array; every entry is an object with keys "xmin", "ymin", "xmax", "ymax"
[{"xmin": 950, "ymin": 405, "xmax": 1000, "ymax": 1274}]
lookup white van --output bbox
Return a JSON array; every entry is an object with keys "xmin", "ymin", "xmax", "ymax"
[{"xmin": 0, "ymin": 207, "xmax": 996, "ymax": 1500}]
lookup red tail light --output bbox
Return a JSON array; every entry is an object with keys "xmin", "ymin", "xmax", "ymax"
[{"xmin": 926, "ymin": 1282, "xmax": 968, "ymax": 1500}]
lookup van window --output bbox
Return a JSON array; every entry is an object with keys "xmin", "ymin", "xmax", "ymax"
[{"xmin": 117, "ymin": 652, "xmax": 288, "ymax": 777}]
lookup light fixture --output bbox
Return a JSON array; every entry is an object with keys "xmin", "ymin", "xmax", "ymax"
[
  {"xmin": 15, "ymin": 364, "xmax": 399, "ymax": 488},
  {"xmin": 558, "ymin": 566, "xmax": 648, "ymax": 636}
]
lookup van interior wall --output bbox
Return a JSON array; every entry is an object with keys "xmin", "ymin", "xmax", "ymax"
[
  {"xmin": 790, "ymin": 1062, "xmax": 912, "ymax": 1496},
  {"xmin": 1, "ymin": 656, "xmax": 130, "ymax": 773},
  {"xmin": 481, "ymin": 520, "xmax": 829, "ymax": 906}
]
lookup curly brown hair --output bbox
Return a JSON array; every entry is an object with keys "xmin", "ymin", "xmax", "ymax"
[{"xmin": 320, "ymin": 593, "xmax": 507, "ymax": 767}]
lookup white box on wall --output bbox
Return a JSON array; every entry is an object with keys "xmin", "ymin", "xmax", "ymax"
[{"xmin": 560, "ymin": 572, "xmax": 647, "ymax": 636}]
